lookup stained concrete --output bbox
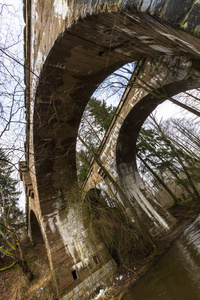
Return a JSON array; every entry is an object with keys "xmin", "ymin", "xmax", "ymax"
[{"xmin": 21, "ymin": 0, "xmax": 200, "ymax": 298}]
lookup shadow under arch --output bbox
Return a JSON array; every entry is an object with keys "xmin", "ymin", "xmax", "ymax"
[
  {"xmin": 84, "ymin": 188, "xmax": 141, "ymax": 265},
  {"xmin": 84, "ymin": 188, "xmax": 122, "ymax": 263},
  {"xmin": 84, "ymin": 188, "xmax": 117, "ymax": 230},
  {"xmin": 29, "ymin": 210, "xmax": 45, "ymax": 246}
]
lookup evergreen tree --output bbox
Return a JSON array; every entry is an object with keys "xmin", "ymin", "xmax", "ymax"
[
  {"xmin": 76, "ymin": 149, "xmax": 91, "ymax": 184},
  {"xmin": 0, "ymin": 150, "xmax": 33, "ymax": 278},
  {"xmin": 137, "ymin": 116, "xmax": 200, "ymax": 203},
  {"xmin": 77, "ymin": 98, "xmax": 116, "ymax": 184},
  {"xmin": 0, "ymin": 149, "xmax": 24, "ymax": 233},
  {"xmin": 87, "ymin": 98, "xmax": 116, "ymax": 132}
]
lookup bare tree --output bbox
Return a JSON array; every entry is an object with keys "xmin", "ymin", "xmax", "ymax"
[{"xmin": 0, "ymin": 1, "xmax": 25, "ymax": 167}]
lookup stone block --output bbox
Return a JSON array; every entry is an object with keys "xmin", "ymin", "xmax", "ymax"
[{"xmin": 68, "ymin": 290, "xmax": 74, "ymax": 298}]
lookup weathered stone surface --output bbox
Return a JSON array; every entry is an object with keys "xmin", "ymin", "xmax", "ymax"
[{"xmin": 21, "ymin": 0, "xmax": 200, "ymax": 297}]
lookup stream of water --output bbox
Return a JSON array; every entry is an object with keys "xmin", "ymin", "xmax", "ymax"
[{"xmin": 123, "ymin": 216, "xmax": 200, "ymax": 300}]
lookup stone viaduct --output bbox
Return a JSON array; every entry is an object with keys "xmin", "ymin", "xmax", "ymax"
[{"xmin": 20, "ymin": 0, "xmax": 200, "ymax": 299}]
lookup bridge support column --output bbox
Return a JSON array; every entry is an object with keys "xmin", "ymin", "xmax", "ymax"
[
  {"xmin": 20, "ymin": 165, "xmax": 117, "ymax": 299},
  {"xmin": 117, "ymin": 167, "xmax": 177, "ymax": 238},
  {"xmin": 39, "ymin": 199, "xmax": 117, "ymax": 299}
]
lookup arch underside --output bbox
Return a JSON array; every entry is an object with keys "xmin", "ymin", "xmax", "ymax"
[
  {"xmin": 115, "ymin": 75, "xmax": 200, "ymax": 234},
  {"xmin": 30, "ymin": 210, "xmax": 45, "ymax": 245},
  {"xmin": 116, "ymin": 79, "xmax": 200, "ymax": 173},
  {"xmin": 33, "ymin": 10, "xmax": 200, "ymax": 214}
]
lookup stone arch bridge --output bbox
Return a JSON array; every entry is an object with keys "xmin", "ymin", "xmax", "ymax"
[{"xmin": 20, "ymin": 0, "xmax": 200, "ymax": 299}]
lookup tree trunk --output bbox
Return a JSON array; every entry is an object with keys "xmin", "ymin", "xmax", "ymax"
[
  {"xmin": 137, "ymin": 154, "xmax": 180, "ymax": 204},
  {"xmin": 168, "ymin": 96, "xmax": 200, "ymax": 118},
  {"xmin": 159, "ymin": 157, "xmax": 195, "ymax": 200},
  {"xmin": 184, "ymin": 91, "xmax": 200, "ymax": 102},
  {"xmin": 134, "ymin": 75, "xmax": 200, "ymax": 118},
  {"xmin": 17, "ymin": 257, "xmax": 34, "ymax": 281},
  {"xmin": 150, "ymin": 117, "xmax": 200, "ymax": 202}
]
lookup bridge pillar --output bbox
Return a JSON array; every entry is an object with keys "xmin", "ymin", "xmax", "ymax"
[
  {"xmin": 117, "ymin": 168, "xmax": 177, "ymax": 237},
  {"xmin": 93, "ymin": 170, "xmax": 176, "ymax": 238},
  {"xmin": 20, "ymin": 164, "xmax": 117, "ymax": 298}
]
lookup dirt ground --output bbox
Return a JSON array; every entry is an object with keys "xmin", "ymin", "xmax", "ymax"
[
  {"xmin": 1, "ymin": 202, "xmax": 200, "ymax": 300},
  {"xmin": 0, "ymin": 242, "xmax": 56, "ymax": 300}
]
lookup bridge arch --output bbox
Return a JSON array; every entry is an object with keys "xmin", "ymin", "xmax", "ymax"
[
  {"xmin": 116, "ymin": 78, "xmax": 200, "ymax": 177},
  {"xmin": 116, "ymin": 76, "xmax": 200, "ymax": 229},
  {"xmin": 32, "ymin": 15, "xmax": 200, "ymax": 212},
  {"xmin": 25, "ymin": 1, "xmax": 200, "ymax": 297},
  {"xmin": 116, "ymin": 79, "xmax": 200, "ymax": 173},
  {"xmin": 29, "ymin": 210, "xmax": 45, "ymax": 246}
]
